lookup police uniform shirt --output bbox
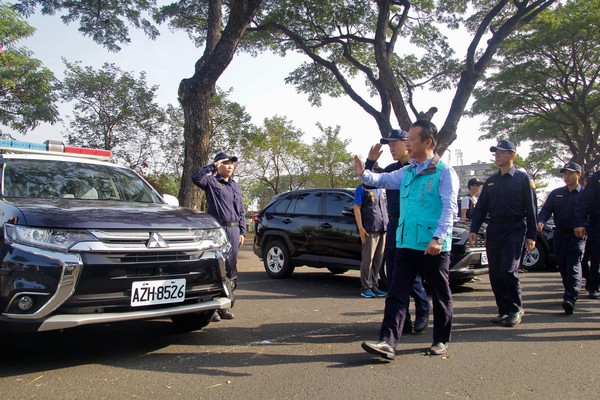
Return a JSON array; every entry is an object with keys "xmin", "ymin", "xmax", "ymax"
[
  {"xmin": 470, "ymin": 166, "xmax": 537, "ymax": 240},
  {"xmin": 576, "ymin": 170, "xmax": 600, "ymax": 230},
  {"xmin": 538, "ymin": 184, "xmax": 581, "ymax": 231},
  {"xmin": 191, "ymin": 163, "xmax": 246, "ymax": 235}
]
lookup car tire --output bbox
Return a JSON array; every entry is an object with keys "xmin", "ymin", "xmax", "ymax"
[
  {"xmin": 521, "ymin": 242, "xmax": 548, "ymax": 271},
  {"xmin": 327, "ymin": 267, "xmax": 349, "ymax": 274},
  {"xmin": 263, "ymin": 240, "xmax": 294, "ymax": 278},
  {"xmin": 170, "ymin": 311, "xmax": 214, "ymax": 332}
]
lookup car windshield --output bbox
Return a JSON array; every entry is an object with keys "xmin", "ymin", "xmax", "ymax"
[{"xmin": 2, "ymin": 158, "xmax": 163, "ymax": 203}]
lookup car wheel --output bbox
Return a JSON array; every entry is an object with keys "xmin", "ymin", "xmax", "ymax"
[
  {"xmin": 521, "ymin": 242, "xmax": 548, "ymax": 271},
  {"xmin": 327, "ymin": 267, "xmax": 349, "ymax": 274},
  {"xmin": 170, "ymin": 310, "xmax": 214, "ymax": 332},
  {"xmin": 263, "ymin": 240, "xmax": 294, "ymax": 278}
]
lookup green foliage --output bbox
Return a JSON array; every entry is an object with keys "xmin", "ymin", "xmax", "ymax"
[
  {"xmin": 14, "ymin": 0, "xmax": 160, "ymax": 52},
  {"xmin": 59, "ymin": 60, "xmax": 166, "ymax": 171},
  {"xmin": 470, "ymin": 0, "xmax": 600, "ymax": 172},
  {"xmin": 0, "ymin": 2, "xmax": 58, "ymax": 136},
  {"xmin": 306, "ymin": 123, "xmax": 355, "ymax": 188},
  {"xmin": 143, "ymin": 171, "xmax": 181, "ymax": 197},
  {"xmin": 239, "ymin": 115, "xmax": 312, "ymax": 195}
]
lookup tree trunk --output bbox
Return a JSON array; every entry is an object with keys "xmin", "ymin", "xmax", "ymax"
[{"xmin": 177, "ymin": 0, "xmax": 263, "ymax": 208}]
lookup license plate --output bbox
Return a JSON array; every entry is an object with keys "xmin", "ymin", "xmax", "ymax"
[
  {"xmin": 131, "ymin": 279, "xmax": 186, "ymax": 307},
  {"xmin": 481, "ymin": 252, "xmax": 488, "ymax": 266}
]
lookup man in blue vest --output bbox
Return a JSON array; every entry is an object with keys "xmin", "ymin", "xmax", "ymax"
[
  {"xmin": 364, "ymin": 129, "xmax": 430, "ymax": 333},
  {"xmin": 355, "ymin": 120, "xmax": 459, "ymax": 360}
]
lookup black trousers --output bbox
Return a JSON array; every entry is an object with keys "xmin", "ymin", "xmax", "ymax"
[{"xmin": 379, "ymin": 248, "xmax": 452, "ymax": 349}]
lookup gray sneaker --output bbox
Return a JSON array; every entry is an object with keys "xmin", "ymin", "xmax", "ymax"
[
  {"xmin": 429, "ymin": 342, "xmax": 448, "ymax": 356},
  {"xmin": 502, "ymin": 309, "xmax": 524, "ymax": 327}
]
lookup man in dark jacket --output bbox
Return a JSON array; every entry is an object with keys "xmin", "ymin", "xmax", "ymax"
[{"xmin": 575, "ymin": 169, "xmax": 600, "ymax": 299}]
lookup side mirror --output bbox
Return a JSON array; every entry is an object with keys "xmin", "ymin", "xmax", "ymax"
[{"xmin": 162, "ymin": 193, "xmax": 179, "ymax": 207}]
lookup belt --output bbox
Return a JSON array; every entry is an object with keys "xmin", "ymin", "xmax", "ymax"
[
  {"xmin": 220, "ymin": 221, "xmax": 239, "ymax": 227},
  {"xmin": 489, "ymin": 216, "xmax": 525, "ymax": 224}
]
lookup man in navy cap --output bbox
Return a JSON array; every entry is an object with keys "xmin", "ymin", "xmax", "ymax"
[
  {"xmin": 575, "ymin": 169, "xmax": 600, "ymax": 299},
  {"xmin": 192, "ymin": 152, "xmax": 245, "ymax": 320},
  {"xmin": 364, "ymin": 128, "xmax": 430, "ymax": 334},
  {"xmin": 537, "ymin": 162, "xmax": 585, "ymax": 313},
  {"xmin": 468, "ymin": 140, "xmax": 537, "ymax": 327}
]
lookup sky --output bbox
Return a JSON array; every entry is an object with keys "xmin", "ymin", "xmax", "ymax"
[{"xmin": 14, "ymin": 10, "xmax": 501, "ymax": 170}]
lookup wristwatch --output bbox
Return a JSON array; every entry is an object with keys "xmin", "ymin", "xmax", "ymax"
[{"xmin": 432, "ymin": 236, "xmax": 444, "ymax": 245}]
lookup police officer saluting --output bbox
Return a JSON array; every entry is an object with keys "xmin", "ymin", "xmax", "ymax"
[
  {"xmin": 537, "ymin": 162, "xmax": 585, "ymax": 314},
  {"xmin": 468, "ymin": 140, "xmax": 537, "ymax": 327}
]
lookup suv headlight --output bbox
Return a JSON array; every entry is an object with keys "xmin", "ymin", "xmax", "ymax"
[
  {"xmin": 5, "ymin": 225, "xmax": 98, "ymax": 251},
  {"xmin": 193, "ymin": 227, "xmax": 231, "ymax": 252}
]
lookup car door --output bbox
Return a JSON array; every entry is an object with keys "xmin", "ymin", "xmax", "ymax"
[
  {"xmin": 319, "ymin": 191, "xmax": 361, "ymax": 267},
  {"xmin": 280, "ymin": 191, "xmax": 323, "ymax": 261}
]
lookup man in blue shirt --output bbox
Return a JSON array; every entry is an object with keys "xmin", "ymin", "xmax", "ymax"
[
  {"xmin": 468, "ymin": 140, "xmax": 537, "ymax": 327},
  {"xmin": 537, "ymin": 162, "xmax": 585, "ymax": 314},
  {"xmin": 354, "ymin": 183, "xmax": 388, "ymax": 298},
  {"xmin": 356, "ymin": 120, "xmax": 459, "ymax": 360},
  {"xmin": 364, "ymin": 129, "xmax": 430, "ymax": 333},
  {"xmin": 575, "ymin": 169, "xmax": 600, "ymax": 299},
  {"xmin": 192, "ymin": 152, "xmax": 246, "ymax": 320}
]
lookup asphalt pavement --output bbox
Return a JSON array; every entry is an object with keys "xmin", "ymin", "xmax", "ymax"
[{"xmin": 1, "ymin": 245, "xmax": 599, "ymax": 399}]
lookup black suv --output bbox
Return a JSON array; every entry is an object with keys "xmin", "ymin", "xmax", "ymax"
[
  {"xmin": 0, "ymin": 139, "xmax": 234, "ymax": 333},
  {"xmin": 253, "ymin": 188, "xmax": 488, "ymax": 285}
]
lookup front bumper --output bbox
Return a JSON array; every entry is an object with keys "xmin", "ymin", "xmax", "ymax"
[{"xmin": 0, "ymin": 240, "xmax": 233, "ymax": 332}]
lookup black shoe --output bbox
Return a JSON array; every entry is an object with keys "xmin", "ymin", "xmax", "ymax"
[
  {"xmin": 589, "ymin": 291, "xmax": 600, "ymax": 300},
  {"xmin": 218, "ymin": 309, "xmax": 235, "ymax": 320},
  {"xmin": 361, "ymin": 341, "xmax": 395, "ymax": 360},
  {"xmin": 562, "ymin": 300, "xmax": 574, "ymax": 315},
  {"xmin": 414, "ymin": 315, "xmax": 429, "ymax": 333},
  {"xmin": 490, "ymin": 314, "xmax": 508, "ymax": 324}
]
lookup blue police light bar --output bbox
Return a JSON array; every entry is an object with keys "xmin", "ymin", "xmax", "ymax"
[{"xmin": 0, "ymin": 139, "xmax": 112, "ymax": 161}]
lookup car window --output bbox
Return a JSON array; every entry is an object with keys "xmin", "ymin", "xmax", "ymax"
[
  {"xmin": 289, "ymin": 192, "xmax": 321, "ymax": 215},
  {"xmin": 273, "ymin": 196, "xmax": 293, "ymax": 214},
  {"xmin": 324, "ymin": 192, "xmax": 354, "ymax": 217},
  {"xmin": 2, "ymin": 159, "xmax": 163, "ymax": 203}
]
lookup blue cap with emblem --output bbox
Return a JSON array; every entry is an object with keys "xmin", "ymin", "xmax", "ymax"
[
  {"xmin": 214, "ymin": 152, "xmax": 238, "ymax": 163},
  {"xmin": 490, "ymin": 139, "xmax": 517, "ymax": 153},
  {"xmin": 560, "ymin": 162, "xmax": 582, "ymax": 173},
  {"xmin": 380, "ymin": 129, "xmax": 408, "ymax": 144}
]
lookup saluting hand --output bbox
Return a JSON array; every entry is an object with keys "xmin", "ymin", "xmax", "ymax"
[{"xmin": 367, "ymin": 143, "xmax": 384, "ymax": 162}]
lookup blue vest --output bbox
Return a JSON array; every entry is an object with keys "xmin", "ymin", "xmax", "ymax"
[{"xmin": 397, "ymin": 157, "xmax": 451, "ymax": 252}]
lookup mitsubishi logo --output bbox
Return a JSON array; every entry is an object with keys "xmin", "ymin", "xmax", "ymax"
[{"xmin": 147, "ymin": 232, "xmax": 168, "ymax": 248}]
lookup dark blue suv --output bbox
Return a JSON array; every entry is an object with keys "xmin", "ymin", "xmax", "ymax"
[{"xmin": 253, "ymin": 188, "xmax": 488, "ymax": 285}]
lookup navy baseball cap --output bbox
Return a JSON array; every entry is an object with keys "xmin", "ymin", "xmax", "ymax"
[
  {"xmin": 214, "ymin": 152, "xmax": 238, "ymax": 163},
  {"xmin": 490, "ymin": 139, "xmax": 517, "ymax": 153},
  {"xmin": 468, "ymin": 177, "xmax": 483, "ymax": 187},
  {"xmin": 560, "ymin": 162, "xmax": 582, "ymax": 173},
  {"xmin": 380, "ymin": 129, "xmax": 408, "ymax": 144}
]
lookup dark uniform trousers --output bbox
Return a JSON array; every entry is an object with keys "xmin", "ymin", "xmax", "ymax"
[
  {"xmin": 380, "ymin": 249, "xmax": 452, "ymax": 349},
  {"xmin": 223, "ymin": 225, "xmax": 240, "ymax": 279},
  {"xmin": 553, "ymin": 229, "xmax": 585, "ymax": 301},
  {"xmin": 486, "ymin": 222, "xmax": 525, "ymax": 315},
  {"xmin": 385, "ymin": 219, "xmax": 429, "ymax": 321},
  {"xmin": 586, "ymin": 229, "xmax": 600, "ymax": 293}
]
